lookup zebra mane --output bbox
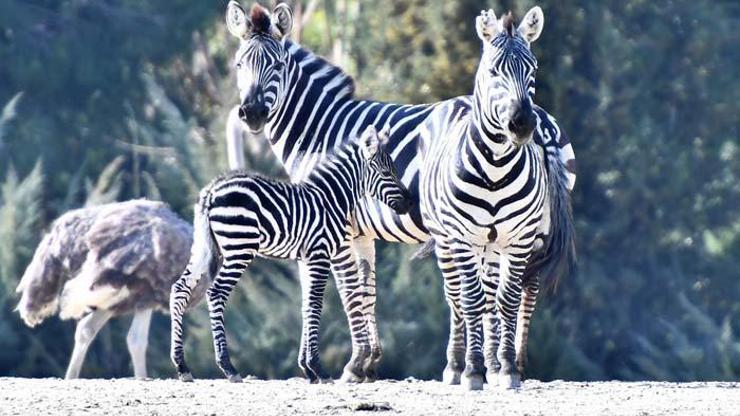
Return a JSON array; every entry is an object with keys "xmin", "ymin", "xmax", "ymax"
[
  {"xmin": 286, "ymin": 40, "xmax": 356, "ymax": 100},
  {"xmin": 502, "ymin": 11, "xmax": 516, "ymax": 37}
]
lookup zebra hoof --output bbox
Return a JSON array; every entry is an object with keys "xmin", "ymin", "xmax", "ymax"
[
  {"xmin": 178, "ymin": 372, "xmax": 194, "ymax": 383},
  {"xmin": 498, "ymin": 372, "xmax": 521, "ymax": 390},
  {"xmin": 461, "ymin": 373, "xmax": 485, "ymax": 391},
  {"xmin": 442, "ymin": 369, "xmax": 461, "ymax": 385},
  {"xmin": 339, "ymin": 370, "xmax": 364, "ymax": 384},
  {"xmin": 227, "ymin": 374, "xmax": 243, "ymax": 383}
]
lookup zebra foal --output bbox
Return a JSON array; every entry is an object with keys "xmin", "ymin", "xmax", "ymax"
[
  {"xmin": 170, "ymin": 126, "xmax": 411, "ymax": 383},
  {"xmin": 417, "ymin": 7, "xmax": 575, "ymax": 390}
]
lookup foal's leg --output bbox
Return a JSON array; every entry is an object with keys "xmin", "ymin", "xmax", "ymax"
[
  {"xmin": 433, "ymin": 241, "xmax": 466, "ymax": 385},
  {"xmin": 65, "ymin": 309, "xmax": 113, "ymax": 379},
  {"xmin": 297, "ymin": 259, "xmax": 329, "ymax": 383},
  {"xmin": 448, "ymin": 239, "xmax": 486, "ymax": 391},
  {"xmin": 207, "ymin": 253, "xmax": 253, "ymax": 382},
  {"xmin": 127, "ymin": 308, "xmax": 152, "ymax": 379},
  {"xmin": 482, "ymin": 246, "xmax": 502, "ymax": 385},
  {"xmin": 353, "ymin": 236, "xmax": 381, "ymax": 382},
  {"xmin": 332, "ymin": 243, "xmax": 371, "ymax": 383}
]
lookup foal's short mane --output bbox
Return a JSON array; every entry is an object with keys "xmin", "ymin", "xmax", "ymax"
[{"xmin": 249, "ymin": 4, "xmax": 272, "ymax": 35}]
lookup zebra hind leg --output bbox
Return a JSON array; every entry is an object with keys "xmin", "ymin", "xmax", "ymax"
[
  {"xmin": 482, "ymin": 247, "xmax": 502, "ymax": 385},
  {"xmin": 434, "ymin": 242, "xmax": 466, "ymax": 385},
  {"xmin": 353, "ymin": 237, "xmax": 381, "ymax": 382},
  {"xmin": 451, "ymin": 240, "xmax": 486, "ymax": 391},
  {"xmin": 297, "ymin": 259, "xmax": 330, "ymax": 383},
  {"xmin": 332, "ymin": 245, "xmax": 371, "ymax": 384},
  {"xmin": 170, "ymin": 266, "xmax": 204, "ymax": 382},
  {"xmin": 516, "ymin": 273, "xmax": 539, "ymax": 379},
  {"xmin": 207, "ymin": 255, "xmax": 252, "ymax": 383}
]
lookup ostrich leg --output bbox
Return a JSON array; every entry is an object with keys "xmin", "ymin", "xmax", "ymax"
[
  {"xmin": 127, "ymin": 308, "xmax": 153, "ymax": 379},
  {"xmin": 65, "ymin": 309, "xmax": 113, "ymax": 379}
]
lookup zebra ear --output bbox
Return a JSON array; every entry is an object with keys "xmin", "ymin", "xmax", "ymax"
[
  {"xmin": 272, "ymin": 3, "xmax": 293, "ymax": 40},
  {"xmin": 378, "ymin": 126, "xmax": 390, "ymax": 148},
  {"xmin": 476, "ymin": 9, "xmax": 500, "ymax": 43},
  {"xmin": 226, "ymin": 1, "xmax": 249, "ymax": 40},
  {"xmin": 360, "ymin": 126, "xmax": 380, "ymax": 159},
  {"xmin": 518, "ymin": 6, "xmax": 544, "ymax": 44}
]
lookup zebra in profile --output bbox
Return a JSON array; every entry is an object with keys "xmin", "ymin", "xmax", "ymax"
[
  {"xmin": 170, "ymin": 126, "xmax": 411, "ymax": 383},
  {"xmin": 222, "ymin": 1, "xmax": 577, "ymax": 382},
  {"xmin": 417, "ymin": 7, "xmax": 575, "ymax": 390}
]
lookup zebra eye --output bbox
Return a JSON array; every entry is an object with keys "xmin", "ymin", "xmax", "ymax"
[
  {"xmin": 273, "ymin": 62, "xmax": 284, "ymax": 71},
  {"xmin": 236, "ymin": 61, "xmax": 243, "ymax": 69}
]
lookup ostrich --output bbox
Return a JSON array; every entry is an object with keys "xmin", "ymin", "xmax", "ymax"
[{"xmin": 15, "ymin": 200, "xmax": 208, "ymax": 379}]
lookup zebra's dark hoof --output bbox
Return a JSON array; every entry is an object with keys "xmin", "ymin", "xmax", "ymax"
[
  {"xmin": 461, "ymin": 373, "xmax": 484, "ymax": 391},
  {"xmin": 497, "ymin": 372, "xmax": 521, "ymax": 390},
  {"xmin": 442, "ymin": 369, "xmax": 461, "ymax": 385},
  {"xmin": 178, "ymin": 372, "xmax": 194, "ymax": 382},
  {"xmin": 227, "ymin": 374, "xmax": 243, "ymax": 383}
]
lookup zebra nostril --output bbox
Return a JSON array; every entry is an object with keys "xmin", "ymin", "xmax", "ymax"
[{"xmin": 238, "ymin": 106, "xmax": 249, "ymax": 123}]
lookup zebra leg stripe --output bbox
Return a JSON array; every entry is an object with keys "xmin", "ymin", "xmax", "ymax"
[
  {"xmin": 451, "ymin": 240, "xmax": 486, "ymax": 391},
  {"xmin": 207, "ymin": 255, "xmax": 252, "ymax": 382},
  {"xmin": 434, "ymin": 241, "xmax": 465, "ymax": 385},
  {"xmin": 353, "ymin": 237, "xmax": 382, "ymax": 382},
  {"xmin": 333, "ymin": 244, "xmax": 371, "ymax": 384},
  {"xmin": 482, "ymin": 248, "xmax": 502, "ymax": 384},
  {"xmin": 169, "ymin": 265, "xmax": 201, "ymax": 381},
  {"xmin": 297, "ymin": 259, "xmax": 330, "ymax": 383},
  {"xmin": 496, "ymin": 252, "xmax": 530, "ymax": 389}
]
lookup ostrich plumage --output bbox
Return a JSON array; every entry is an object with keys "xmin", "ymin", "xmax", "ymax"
[{"xmin": 15, "ymin": 199, "xmax": 208, "ymax": 379}]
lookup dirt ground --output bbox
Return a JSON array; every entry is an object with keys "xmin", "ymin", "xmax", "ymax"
[{"xmin": 0, "ymin": 377, "xmax": 738, "ymax": 416}]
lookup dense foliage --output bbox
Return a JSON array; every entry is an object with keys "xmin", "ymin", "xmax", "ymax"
[{"xmin": 0, "ymin": 0, "xmax": 738, "ymax": 381}]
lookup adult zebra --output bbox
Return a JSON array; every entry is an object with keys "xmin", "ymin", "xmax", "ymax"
[
  {"xmin": 417, "ymin": 8, "xmax": 575, "ymax": 390},
  {"xmin": 222, "ymin": 1, "xmax": 576, "ymax": 382},
  {"xmin": 170, "ymin": 126, "xmax": 412, "ymax": 383}
]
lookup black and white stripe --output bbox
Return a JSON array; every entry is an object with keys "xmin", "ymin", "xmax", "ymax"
[
  {"xmin": 417, "ymin": 8, "xmax": 575, "ymax": 390},
  {"xmin": 170, "ymin": 126, "xmax": 411, "ymax": 383},
  {"xmin": 223, "ymin": 2, "xmax": 576, "ymax": 381}
]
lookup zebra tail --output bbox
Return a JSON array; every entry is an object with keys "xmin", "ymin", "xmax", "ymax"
[
  {"xmin": 187, "ymin": 189, "xmax": 221, "ymax": 286},
  {"xmin": 529, "ymin": 150, "xmax": 577, "ymax": 291},
  {"xmin": 410, "ymin": 240, "xmax": 435, "ymax": 260}
]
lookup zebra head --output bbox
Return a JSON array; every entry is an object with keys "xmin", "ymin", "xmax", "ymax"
[
  {"xmin": 359, "ymin": 126, "xmax": 412, "ymax": 215},
  {"xmin": 226, "ymin": 2, "xmax": 293, "ymax": 133},
  {"xmin": 474, "ymin": 7, "xmax": 544, "ymax": 147}
]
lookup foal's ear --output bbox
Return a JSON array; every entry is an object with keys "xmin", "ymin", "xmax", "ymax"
[
  {"xmin": 272, "ymin": 3, "xmax": 293, "ymax": 40},
  {"xmin": 518, "ymin": 6, "xmax": 544, "ymax": 44},
  {"xmin": 378, "ymin": 126, "xmax": 391, "ymax": 148},
  {"xmin": 226, "ymin": 1, "xmax": 249, "ymax": 40},
  {"xmin": 476, "ymin": 9, "xmax": 500, "ymax": 43},
  {"xmin": 360, "ymin": 126, "xmax": 380, "ymax": 160}
]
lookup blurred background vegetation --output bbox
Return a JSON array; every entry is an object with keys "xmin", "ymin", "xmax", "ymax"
[{"xmin": 0, "ymin": 0, "xmax": 738, "ymax": 381}]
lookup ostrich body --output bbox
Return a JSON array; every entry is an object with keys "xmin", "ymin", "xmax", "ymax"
[{"xmin": 15, "ymin": 200, "xmax": 208, "ymax": 379}]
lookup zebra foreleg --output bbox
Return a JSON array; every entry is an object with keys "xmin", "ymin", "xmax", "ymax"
[
  {"xmin": 65, "ymin": 309, "xmax": 113, "ymax": 379},
  {"xmin": 332, "ymin": 244, "xmax": 371, "ymax": 384},
  {"xmin": 353, "ymin": 236, "xmax": 382, "ymax": 382},
  {"xmin": 450, "ymin": 240, "xmax": 486, "ymax": 391},
  {"xmin": 482, "ymin": 247, "xmax": 502, "ymax": 385},
  {"xmin": 516, "ymin": 272, "xmax": 539, "ymax": 378},
  {"xmin": 297, "ymin": 259, "xmax": 330, "ymax": 383},
  {"xmin": 495, "ymin": 251, "xmax": 529, "ymax": 389},
  {"xmin": 207, "ymin": 256, "xmax": 252, "ymax": 383},
  {"xmin": 434, "ymin": 241, "xmax": 466, "ymax": 385}
]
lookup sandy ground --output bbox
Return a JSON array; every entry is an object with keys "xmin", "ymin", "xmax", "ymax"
[{"xmin": 0, "ymin": 377, "xmax": 738, "ymax": 416}]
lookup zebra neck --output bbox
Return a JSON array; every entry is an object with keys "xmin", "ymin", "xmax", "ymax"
[
  {"xmin": 265, "ymin": 41, "xmax": 357, "ymax": 175},
  {"xmin": 466, "ymin": 122, "xmax": 516, "ymax": 164},
  {"xmin": 303, "ymin": 143, "xmax": 365, "ymax": 218}
]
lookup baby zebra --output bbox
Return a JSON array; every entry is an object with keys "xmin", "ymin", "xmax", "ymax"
[{"xmin": 170, "ymin": 126, "xmax": 411, "ymax": 383}]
